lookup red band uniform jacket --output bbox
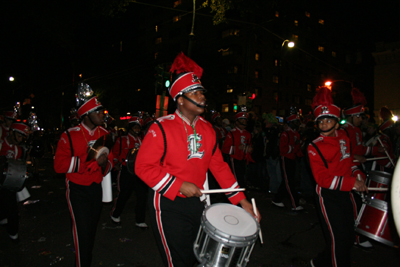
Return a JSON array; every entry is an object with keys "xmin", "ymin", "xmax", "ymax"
[
  {"xmin": 54, "ymin": 123, "xmax": 113, "ymax": 185},
  {"xmin": 135, "ymin": 110, "xmax": 245, "ymax": 204}
]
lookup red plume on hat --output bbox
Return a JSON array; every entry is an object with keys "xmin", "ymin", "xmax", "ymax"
[
  {"xmin": 343, "ymin": 88, "xmax": 366, "ymax": 116},
  {"xmin": 312, "ymin": 86, "xmax": 340, "ymax": 120},
  {"xmin": 169, "ymin": 52, "xmax": 205, "ymax": 101},
  {"xmin": 351, "ymin": 88, "xmax": 367, "ymax": 106},
  {"xmin": 170, "ymin": 52, "xmax": 203, "ymax": 78},
  {"xmin": 380, "ymin": 106, "xmax": 393, "ymax": 121}
]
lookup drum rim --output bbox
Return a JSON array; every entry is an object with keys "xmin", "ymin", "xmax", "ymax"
[
  {"xmin": 201, "ymin": 203, "xmax": 259, "ymax": 245},
  {"xmin": 368, "ymin": 170, "xmax": 392, "ymax": 180},
  {"xmin": 366, "ymin": 197, "xmax": 388, "ymax": 211}
]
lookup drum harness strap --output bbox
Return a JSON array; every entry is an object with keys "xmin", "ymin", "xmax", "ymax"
[
  {"xmin": 309, "ymin": 142, "xmax": 328, "ymax": 169},
  {"xmin": 152, "ymin": 120, "xmax": 219, "ymax": 165},
  {"xmin": 65, "ymin": 130, "xmax": 74, "ymax": 157}
]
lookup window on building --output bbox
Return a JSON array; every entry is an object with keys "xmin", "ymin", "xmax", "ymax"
[
  {"xmin": 292, "ymin": 34, "xmax": 299, "ymax": 41},
  {"xmin": 318, "ymin": 19, "xmax": 324, "ymax": 25},
  {"xmin": 332, "ymin": 51, "xmax": 337, "ymax": 57},
  {"xmin": 255, "ymin": 53, "xmax": 260, "ymax": 61},
  {"xmin": 275, "ymin": 11, "xmax": 279, "ymax": 18},
  {"xmin": 274, "ymin": 59, "xmax": 279, "ymax": 67},
  {"xmin": 155, "ymin": 25, "xmax": 158, "ymax": 32},
  {"xmin": 305, "ymin": 99, "xmax": 312, "ymax": 106},
  {"xmin": 318, "ymin": 46, "xmax": 324, "ymax": 52},
  {"xmin": 155, "ymin": 37, "xmax": 162, "ymax": 44},
  {"xmin": 173, "ymin": 0, "xmax": 182, "ymax": 7},
  {"xmin": 155, "ymin": 52, "xmax": 158, "ymax": 59},
  {"xmin": 255, "ymin": 71, "xmax": 259, "ymax": 79},
  {"xmin": 305, "ymin": 11, "xmax": 310, "ymax": 18},
  {"xmin": 273, "ymin": 75, "xmax": 279, "ymax": 84},
  {"xmin": 227, "ymin": 88, "xmax": 233, "ymax": 93},
  {"xmin": 294, "ymin": 20, "xmax": 299, "ymax": 26},
  {"xmin": 233, "ymin": 66, "xmax": 238, "ymax": 73},
  {"xmin": 222, "ymin": 104, "xmax": 229, "ymax": 112},
  {"xmin": 307, "ymin": 84, "xmax": 312, "ymax": 92},
  {"xmin": 173, "ymin": 15, "xmax": 181, "ymax": 22}
]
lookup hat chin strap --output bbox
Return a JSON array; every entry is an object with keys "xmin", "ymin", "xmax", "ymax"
[{"xmin": 182, "ymin": 95, "xmax": 207, "ymax": 108}]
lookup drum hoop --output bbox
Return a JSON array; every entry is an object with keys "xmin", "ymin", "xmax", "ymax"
[
  {"xmin": 366, "ymin": 198, "xmax": 388, "ymax": 211},
  {"xmin": 201, "ymin": 203, "xmax": 259, "ymax": 246},
  {"xmin": 368, "ymin": 170, "xmax": 392, "ymax": 180},
  {"xmin": 201, "ymin": 220, "xmax": 258, "ymax": 247}
]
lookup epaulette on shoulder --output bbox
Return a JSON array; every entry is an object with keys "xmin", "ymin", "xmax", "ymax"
[
  {"xmin": 313, "ymin": 137, "xmax": 324, "ymax": 144},
  {"xmin": 157, "ymin": 114, "xmax": 175, "ymax": 123}
]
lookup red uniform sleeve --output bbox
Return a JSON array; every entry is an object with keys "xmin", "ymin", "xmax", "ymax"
[
  {"xmin": 134, "ymin": 123, "xmax": 183, "ymax": 201},
  {"xmin": 279, "ymin": 131, "xmax": 291, "ymax": 155},
  {"xmin": 221, "ymin": 132, "xmax": 233, "ymax": 155}
]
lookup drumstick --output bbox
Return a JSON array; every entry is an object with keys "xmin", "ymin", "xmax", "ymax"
[
  {"xmin": 377, "ymin": 137, "xmax": 395, "ymax": 166},
  {"xmin": 353, "ymin": 156, "xmax": 388, "ymax": 162},
  {"xmin": 200, "ymin": 188, "xmax": 245, "ymax": 194},
  {"xmin": 367, "ymin": 187, "xmax": 389, "ymax": 191},
  {"xmin": 251, "ymin": 198, "xmax": 263, "ymax": 244}
]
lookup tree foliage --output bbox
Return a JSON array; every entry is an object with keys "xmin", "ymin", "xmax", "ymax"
[{"xmin": 201, "ymin": 0, "xmax": 232, "ymax": 25}]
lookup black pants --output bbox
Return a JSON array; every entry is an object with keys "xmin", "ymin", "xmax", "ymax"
[
  {"xmin": 111, "ymin": 165, "xmax": 148, "ymax": 223},
  {"xmin": 273, "ymin": 156, "xmax": 299, "ymax": 208},
  {"xmin": 148, "ymin": 189, "xmax": 204, "ymax": 267},
  {"xmin": 314, "ymin": 187, "xmax": 355, "ymax": 267},
  {"xmin": 0, "ymin": 188, "xmax": 18, "ymax": 236},
  {"xmin": 66, "ymin": 181, "xmax": 102, "ymax": 267}
]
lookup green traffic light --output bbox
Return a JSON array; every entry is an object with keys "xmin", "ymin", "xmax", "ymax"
[
  {"xmin": 165, "ymin": 80, "xmax": 170, "ymax": 88},
  {"xmin": 340, "ymin": 119, "xmax": 346, "ymax": 125}
]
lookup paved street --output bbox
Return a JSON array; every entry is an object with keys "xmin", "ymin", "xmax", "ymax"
[{"xmin": 1, "ymin": 156, "xmax": 400, "ymax": 267}]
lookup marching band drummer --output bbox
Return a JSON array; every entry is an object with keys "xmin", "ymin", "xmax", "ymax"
[
  {"xmin": 0, "ymin": 122, "xmax": 30, "ymax": 242},
  {"xmin": 54, "ymin": 83, "xmax": 113, "ymax": 267},
  {"xmin": 135, "ymin": 52, "xmax": 260, "ymax": 267},
  {"xmin": 307, "ymin": 87, "xmax": 367, "ymax": 267}
]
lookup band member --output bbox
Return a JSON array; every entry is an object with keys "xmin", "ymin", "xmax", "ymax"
[
  {"xmin": 110, "ymin": 115, "xmax": 148, "ymax": 228},
  {"xmin": 0, "ymin": 122, "xmax": 30, "ymax": 242},
  {"xmin": 308, "ymin": 87, "xmax": 367, "ymax": 267},
  {"xmin": 221, "ymin": 107, "xmax": 253, "ymax": 188},
  {"xmin": 211, "ymin": 111, "xmax": 227, "ymax": 148},
  {"xmin": 375, "ymin": 106, "xmax": 396, "ymax": 171},
  {"xmin": 0, "ymin": 110, "xmax": 17, "ymax": 139},
  {"xmin": 272, "ymin": 112, "xmax": 304, "ymax": 211},
  {"xmin": 54, "ymin": 83, "xmax": 113, "ymax": 267},
  {"xmin": 135, "ymin": 52, "xmax": 259, "ymax": 267}
]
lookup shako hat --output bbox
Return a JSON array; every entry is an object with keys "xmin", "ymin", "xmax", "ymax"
[
  {"xmin": 76, "ymin": 83, "xmax": 103, "ymax": 117},
  {"xmin": 344, "ymin": 88, "xmax": 367, "ymax": 116},
  {"xmin": 10, "ymin": 122, "xmax": 30, "ymax": 136},
  {"xmin": 235, "ymin": 105, "xmax": 248, "ymax": 120},
  {"xmin": 312, "ymin": 86, "xmax": 341, "ymax": 120},
  {"xmin": 169, "ymin": 52, "xmax": 205, "ymax": 101}
]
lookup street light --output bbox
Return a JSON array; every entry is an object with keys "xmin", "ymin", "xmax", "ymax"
[
  {"xmin": 9, "ymin": 76, "xmax": 15, "ymax": 82},
  {"xmin": 282, "ymin": 39, "xmax": 295, "ymax": 48},
  {"xmin": 276, "ymin": 40, "xmax": 295, "ymax": 116}
]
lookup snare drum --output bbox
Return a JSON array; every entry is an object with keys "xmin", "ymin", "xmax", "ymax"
[
  {"xmin": 355, "ymin": 198, "xmax": 394, "ymax": 247},
  {"xmin": 367, "ymin": 171, "xmax": 391, "ymax": 201},
  {"xmin": 194, "ymin": 203, "xmax": 259, "ymax": 267},
  {"xmin": 1, "ymin": 159, "xmax": 28, "ymax": 192}
]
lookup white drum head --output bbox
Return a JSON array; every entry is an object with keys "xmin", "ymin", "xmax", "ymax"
[
  {"xmin": 96, "ymin": 146, "xmax": 110, "ymax": 159},
  {"xmin": 205, "ymin": 204, "xmax": 258, "ymax": 237}
]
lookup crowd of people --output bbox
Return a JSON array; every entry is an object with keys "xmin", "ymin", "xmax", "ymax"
[{"xmin": 1, "ymin": 51, "xmax": 400, "ymax": 267}]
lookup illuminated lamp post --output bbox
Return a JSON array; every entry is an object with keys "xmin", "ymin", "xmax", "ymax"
[{"xmin": 276, "ymin": 40, "xmax": 295, "ymax": 116}]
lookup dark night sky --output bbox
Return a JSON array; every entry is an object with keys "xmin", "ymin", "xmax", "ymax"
[{"xmin": 1, "ymin": 0, "xmax": 399, "ymax": 125}]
